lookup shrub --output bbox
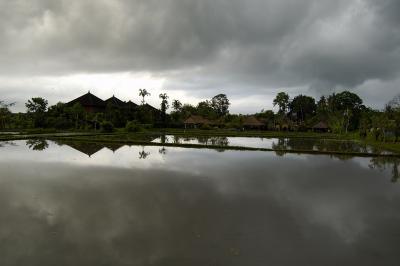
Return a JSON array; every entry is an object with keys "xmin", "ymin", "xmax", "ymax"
[
  {"xmin": 200, "ymin": 124, "xmax": 212, "ymax": 130},
  {"xmin": 101, "ymin": 121, "xmax": 114, "ymax": 132},
  {"xmin": 125, "ymin": 121, "xmax": 143, "ymax": 132}
]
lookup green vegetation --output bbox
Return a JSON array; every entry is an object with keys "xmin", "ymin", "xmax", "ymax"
[{"xmin": 0, "ymin": 89, "xmax": 399, "ymax": 155}]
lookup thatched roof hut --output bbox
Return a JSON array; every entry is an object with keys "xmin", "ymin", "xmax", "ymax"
[
  {"xmin": 313, "ymin": 121, "xmax": 329, "ymax": 132},
  {"xmin": 184, "ymin": 115, "xmax": 212, "ymax": 127},
  {"xmin": 183, "ymin": 115, "xmax": 218, "ymax": 127},
  {"xmin": 242, "ymin": 116, "xmax": 264, "ymax": 128}
]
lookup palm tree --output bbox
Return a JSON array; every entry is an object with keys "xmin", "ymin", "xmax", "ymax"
[
  {"xmin": 139, "ymin": 89, "xmax": 151, "ymax": 105},
  {"xmin": 159, "ymin": 93, "xmax": 169, "ymax": 110},
  {"xmin": 159, "ymin": 93, "xmax": 169, "ymax": 124},
  {"xmin": 172, "ymin": 99, "xmax": 182, "ymax": 112}
]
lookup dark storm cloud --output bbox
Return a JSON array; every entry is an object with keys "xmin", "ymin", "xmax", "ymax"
[{"xmin": 0, "ymin": 0, "xmax": 399, "ymax": 110}]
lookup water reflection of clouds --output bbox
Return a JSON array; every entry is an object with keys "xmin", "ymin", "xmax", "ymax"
[{"xmin": 0, "ymin": 140, "xmax": 399, "ymax": 265}]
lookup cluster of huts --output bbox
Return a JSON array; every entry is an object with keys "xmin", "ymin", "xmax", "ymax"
[
  {"xmin": 67, "ymin": 92, "xmax": 329, "ymax": 131},
  {"xmin": 183, "ymin": 114, "xmax": 330, "ymax": 132}
]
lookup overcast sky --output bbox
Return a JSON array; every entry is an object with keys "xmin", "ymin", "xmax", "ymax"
[{"xmin": 1, "ymin": 0, "xmax": 399, "ymax": 113}]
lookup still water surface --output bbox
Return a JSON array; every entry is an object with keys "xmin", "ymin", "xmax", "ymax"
[
  {"xmin": 0, "ymin": 140, "xmax": 399, "ymax": 266},
  {"xmin": 152, "ymin": 135, "xmax": 392, "ymax": 154}
]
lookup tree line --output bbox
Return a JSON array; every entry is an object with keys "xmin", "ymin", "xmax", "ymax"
[{"xmin": 0, "ymin": 89, "xmax": 399, "ymax": 142}]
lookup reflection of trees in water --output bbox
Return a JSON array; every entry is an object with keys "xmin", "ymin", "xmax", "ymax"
[
  {"xmin": 318, "ymin": 140, "xmax": 369, "ymax": 154},
  {"xmin": 158, "ymin": 135, "xmax": 168, "ymax": 154},
  {"xmin": 139, "ymin": 146, "xmax": 150, "ymax": 159},
  {"xmin": 173, "ymin": 135, "xmax": 181, "ymax": 144},
  {"xmin": 287, "ymin": 138, "xmax": 315, "ymax": 151},
  {"xmin": 26, "ymin": 139, "xmax": 49, "ymax": 151},
  {"xmin": 171, "ymin": 135, "xmax": 229, "ymax": 150},
  {"xmin": 159, "ymin": 147, "xmax": 167, "ymax": 155},
  {"xmin": 272, "ymin": 138, "xmax": 374, "ymax": 157},
  {"xmin": 271, "ymin": 138, "xmax": 289, "ymax": 156},
  {"xmin": 369, "ymin": 157, "xmax": 400, "ymax": 183},
  {"xmin": 159, "ymin": 135, "xmax": 169, "ymax": 145},
  {"xmin": 196, "ymin": 136, "xmax": 229, "ymax": 147},
  {"xmin": 0, "ymin": 141, "xmax": 16, "ymax": 148},
  {"xmin": 195, "ymin": 136, "xmax": 229, "ymax": 152}
]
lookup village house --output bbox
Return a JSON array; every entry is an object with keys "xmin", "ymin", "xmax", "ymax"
[
  {"xmin": 242, "ymin": 116, "xmax": 265, "ymax": 130},
  {"xmin": 312, "ymin": 121, "xmax": 330, "ymax": 132},
  {"xmin": 184, "ymin": 115, "xmax": 213, "ymax": 128}
]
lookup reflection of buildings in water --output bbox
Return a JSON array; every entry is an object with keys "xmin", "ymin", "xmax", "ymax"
[
  {"xmin": 55, "ymin": 140, "xmax": 156, "ymax": 159},
  {"xmin": 60, "ymin": 142, "xmax": 106, "ymax": 157},
  {"xmin": 26, "ymin": 139, "xmax": 49, "ymax": 151},
  {"xmin": 104, "ymin": 143, "xmax": 125, "ymax": 153},
  {"xmin": 55, "ymin": 134, "xmax": 160, "ymax": 157},
  {"xmin": 55, "ymin": 141, "xmax": 124, "ymax": 157}
]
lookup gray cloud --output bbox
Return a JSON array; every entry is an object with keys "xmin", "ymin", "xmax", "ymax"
[{"xmin": 0, "ymin": 0, "xmax": 399, "ymax": 111}]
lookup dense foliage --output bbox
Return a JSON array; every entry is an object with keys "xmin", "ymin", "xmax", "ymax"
[{"xmin": 0, "ymin": 90, "xmax": 399, "ymax": 143}]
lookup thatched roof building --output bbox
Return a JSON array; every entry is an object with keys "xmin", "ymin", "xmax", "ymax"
[
  {"xmin": 67, "ymin": 92, "xmax": 145, "ymax": 114},
  {"xmin": 126, "ymin": 100, "xmax": 139, "ymax": 110},
  {"xmin": 242, "ymin": 116, "xmax": 264, "ymax": 128},
  {"xmin": 67, "ymin": 91, "xmax": 106, "ymax": 113},
  {"xmin": 312, "ymin": 121, "xmax": 329, "ymax": 132},
  {"xmin": 184, "ymin": 115, "xmax": 212, "ymax": 127},
  {"xmin": 105, "ymin": 95, "xmax": 126, "ymax": 108},
  {"xmin": 63, "ymin": 141, "xmax": 105, "ymax": 157}
]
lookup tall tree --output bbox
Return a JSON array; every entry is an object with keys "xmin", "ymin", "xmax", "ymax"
[
  {"xmin": 211, "ymin": 94, "xmax": 230, "ymax": 117},
  {"xmin": 289, "ymin": 95, "xmax": 316, "ymax": 122},
  {"xmin": 172, "ymin": 99, "xmax": 182, "ymax": 112},
  {"xmin": 329, "ymin": 91, "xmax": 363, "ymax": 111},
  {"xmin": 273, "ymin": 92, "xmax": 290, "ymax": 114},
  {"xmin": 386, "ymin": 94, "xmax": 400, "ymax": 111},
  {"xmin": 317, "ymin": 96, "xmax": 328, "ymax": 113},
  {"xmin": 386, "ymin": 94, "xmax": 400, "ymax": 142},
  {"xmin": 159, "ymin": 93, "xmax": 169, "ymax": 124},
  {"xmin": 25, "ymin": 97, "xmax": 48, "ymax": 128},
  {"xmin": 0, "ymin": 101, "xmax": 14, "ymax": 129},
  {"xmin": 69, "ymin": 103, "xmax": 85, "ymax": 129},
  {"xmin": 327, "ymin": 91, "xmax": 364, "ymax": 132},
  {"xmin": 197, "ymin": 100, "xmax": 216, "ymax": 118},
  {"xmin": 139, "ymin": 89, "xmax": 151, "ymax": 105}
]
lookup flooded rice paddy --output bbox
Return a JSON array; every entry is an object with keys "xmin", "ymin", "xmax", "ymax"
[
  {"xmin": 0, "ymin": 139, "xmax": 399, "ymax": 265},
  {"xmin": 152, "ymin": 134, "xmax": 393, "ymax": 154}
]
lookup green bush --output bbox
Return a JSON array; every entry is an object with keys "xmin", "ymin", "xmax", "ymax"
[
  {"xmin": 101, "ymin": 121, "xmax": 114, "ymax": 132},
  {"xmin": 200, "ymin": 124, "xmax": 212, "ymax": 130},
  {"xmin": 125, "ymin": 121, "xmax": 143, "ymax": 132}
]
